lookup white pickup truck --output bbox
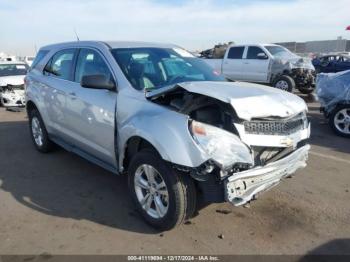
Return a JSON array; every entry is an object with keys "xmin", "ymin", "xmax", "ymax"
[{"xmin": 203, "ymin": 44, "xmax": 315, "ymax": 94}]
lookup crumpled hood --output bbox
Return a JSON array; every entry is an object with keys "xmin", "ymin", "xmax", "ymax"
[
  {"xmin": 274, "ymin": 56, "xmax": 315, "ymax": 71},
  {"xmin": 0, "ymin": 75, "xmax": 25, "ymax": 86},
  {"xmin": 148, "ymin": 81, "xmax": 308, "ymax": 121}
]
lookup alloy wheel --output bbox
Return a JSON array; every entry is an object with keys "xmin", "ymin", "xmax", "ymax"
[
  {"xmin": 134, "ymin": 164, "xmax": 169, "ymax": 219},
  {"xmin": 334, "ymin": 108, "xmax": 350, "ymax": 135},
  {"xmin": 31, "ymin": 117, "xmax": 44, "ymax": 147},
  {"xmin": 275, "ymin": 80, "xmax": 289, "ymax": 91}
]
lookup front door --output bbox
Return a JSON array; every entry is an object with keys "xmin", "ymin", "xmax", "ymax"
[
  {"xmin": 66, "ymin": 48, "xmax": 118, "ymax": 167},
  {"xmin": 241, "ymin": 46, "xmax": 270, "ymax": 82},
  {"xmin": 42, "ymin": 48, "xmax": 78, "ymax": 141}
]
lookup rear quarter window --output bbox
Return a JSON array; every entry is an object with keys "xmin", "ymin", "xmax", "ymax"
[{"xmin": 30, "ymin": 50, "xmax": 49, "ymax": 69}]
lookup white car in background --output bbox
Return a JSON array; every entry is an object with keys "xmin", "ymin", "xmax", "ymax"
[
  {"xmin": 0, "ymin": 61, "xmax": 28, "ymax": 107},
  {"xmin": 24, "ymin": 56, "xmax": 35, "ymax": 66}
]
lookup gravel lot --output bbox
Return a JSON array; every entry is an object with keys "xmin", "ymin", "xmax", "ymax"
[{"xmin": 0, "ymin": 94, "xmax": 349, "ymax": 255}]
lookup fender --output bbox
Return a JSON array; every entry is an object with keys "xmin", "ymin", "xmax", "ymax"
[
  {"xmin": 118, "ymin": 109, "xmax": 209, "ymax": 172},
  {"xmin": 25, "ymin": 75, "xmax": 54, "ymax": 134}
]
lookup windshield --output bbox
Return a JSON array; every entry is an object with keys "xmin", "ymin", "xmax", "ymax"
[
  {"xmin": 343, "ymin": 56, "xmax": 350, "ymax": 61},
  {"xmin": 265, "ymin": 46, "xmax": 298, "ymax": 59},
  {"xmin": 0, "ymin": 64, "xmax": 28, "ymax": 77},
  {"xmin": 111, "ymin": 47, "xmax": 225, "ymax": 90}
]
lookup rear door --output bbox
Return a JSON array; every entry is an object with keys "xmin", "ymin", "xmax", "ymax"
[
  {"xmin": 241, "ymin": 46, "xmax": 270, "ymax": 82},
  {"xmin": 41, "ymin": 48, "xmax": 78, "ymax": 140},
  {"xmin": 325, "ymin": 56, "xmax": 337, "ymax": 72},
  {"xmin": 66, "ymin": 48, "xmax": 118, "ymax": 166},
  {"xmin": 335, "ymin": 56, "xmax": 350, "ymax": 72},
  {"xmin": 222, "ymin": 46, "xmax": 245, "ymax": 80}
]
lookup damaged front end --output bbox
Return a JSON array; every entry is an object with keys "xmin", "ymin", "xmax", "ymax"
[
  {"xmin": 225, "ymin": 144, "xmax": 309, "ymax": 206},
  {"xmin": 0, "ymin": 84, "xmax": 26, "ymax": 107},
  {"xmin": 271, "ymin": 57, "xmax": 316, "ymax": 93},
  {"xmin": 147, "ymin": 81, "xmax": 310, "ymax": 206}
]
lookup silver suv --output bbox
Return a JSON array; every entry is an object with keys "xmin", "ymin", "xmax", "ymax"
[{"xmin": 25, "ymin": 41, "xmax": 311, "ymax": 230}]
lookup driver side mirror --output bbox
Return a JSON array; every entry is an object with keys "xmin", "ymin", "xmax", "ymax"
[
  {"xmin": 81, "ymin": 75, "xmax": 116, "ymax": 90},
  {"xmin": 257, "ymin": 53, "xmax": 268, "ymax": 60}
]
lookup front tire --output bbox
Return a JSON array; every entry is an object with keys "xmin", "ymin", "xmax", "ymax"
[
  {"xmin": 273, "ymin": 75, "xmax": 295, "ymax": 92},
  {"xmin": 29, "ymin": 109, "xmax": 54, "ymax": 152},
  {"xmin": 128, "ymin": 149, "xmax": 196, "ymax": 230},
  {"xmin": 329, "ymin": 105, "xmax": 350, "ymax": 138}
]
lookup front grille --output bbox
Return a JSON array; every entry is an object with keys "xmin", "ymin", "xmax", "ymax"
[
  {"xmin": 9, "ymin": 84, "xmax": 25, "ymax": 90},
  {"xmin": 244, "ymin": 115, "xmax": 305, "ymax": 135},
  {"xmin": 0, "ymin": 84, "xmax": 24, "ymax": 91}
]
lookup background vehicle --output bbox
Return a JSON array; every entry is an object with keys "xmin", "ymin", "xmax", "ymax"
[
  {"xmin": 24, "ymin": 56, "xmax": 35, "ymax": 66},
  {"xmin": 317, "ymin": 70, "xmax": 350, "ymax": 137},
  {"xmin": 203, "ymin": 44, "xmax": 316, "ymax": 94},
  {"xmin": 26, "ymin": 41, "xmax": 310, "ymax": 230},
  {"xmin": 0, "ymin": 61, "xmax": 28, "ymax": 107},
  {"xmin": 312, "ymin": 54, "xmax": 350, "ymax": 73}
]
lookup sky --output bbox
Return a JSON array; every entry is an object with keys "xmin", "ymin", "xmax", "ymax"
[{"xmin": 0, "ymin": 0, "xmax": 349, "ymax": 55}]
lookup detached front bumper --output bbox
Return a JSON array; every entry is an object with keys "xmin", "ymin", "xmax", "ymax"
[
  {"xmin": 1, "ymin": 94, "xmax": 26, "ymax": 107},
  {"xmin": 225, "ymin": 144, "xmax": 310, "ymax": 206}
]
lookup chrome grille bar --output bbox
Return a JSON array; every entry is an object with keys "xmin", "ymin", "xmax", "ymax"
[{"xmin": 244, "ymin": 116, "xmax": 305, "ymax": 135}]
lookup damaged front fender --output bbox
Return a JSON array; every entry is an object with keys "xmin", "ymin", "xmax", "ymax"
[{"xmin": 189, "ymin": 120, "xmax": 254, "ymax": 169}]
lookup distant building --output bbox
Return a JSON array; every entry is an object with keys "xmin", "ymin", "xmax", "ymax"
[{"xmin": 275, "ymin": 37, "xmax": 350, "ymax": 55}]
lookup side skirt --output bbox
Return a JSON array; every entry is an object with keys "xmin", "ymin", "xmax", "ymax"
[{"xmin": 50, "ymin": 136, "xmax": 119, "ymax": 175}]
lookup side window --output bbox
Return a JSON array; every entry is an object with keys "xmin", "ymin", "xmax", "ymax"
[
  {"xmin": 227, "ymin": 47, "xmax": 245, "ymax": 59},
  {"xmin": 74, "ymin": 49, "xmax": 112, "ymax": 83},
  {"xmin": 31, "ymin": 50, "xmax": 49, "ymax": 69},
  {"xmin": 44, "ymin": 49, "xmax": 75, "ymax": 80},
  {"xmin": 246, "ymin": 47, "xmax": 267, "ymax": 59}
]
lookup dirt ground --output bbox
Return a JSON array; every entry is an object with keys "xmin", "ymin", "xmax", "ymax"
[{"xmin": 0, "ymin": 94, "xmax": 349, "ymax": 255}]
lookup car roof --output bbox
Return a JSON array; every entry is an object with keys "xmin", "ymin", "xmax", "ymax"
[
  {"xmin": 40, "ymin": 40, "xmax": 178, "ymax": 50},
  {"xmin": 320, "ymin": 54, "xmax": 347, "ymax": 58},
  {"xmin": 228, "ymin": 43, "xmax": 280, "ymax": 48},
  {"xmin": 0, "ymin": 61, "xmax": 26, "ymax": 65},
  {"xmin": 105, "ymin": 41, "xmax": 178, "ymax": 49}
]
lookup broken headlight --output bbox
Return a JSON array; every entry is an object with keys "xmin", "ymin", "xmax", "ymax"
[
  {"xmin": 301, "ymin": 110, "xmax": 309, "ymax": 129},
  {"xmin": 189, "ymin": 120, "xmax": 253, "ymax": 169}
]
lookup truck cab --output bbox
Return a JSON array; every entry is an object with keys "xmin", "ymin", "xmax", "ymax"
[{"xmin": 222, "ymin": 45, "xmax": 271, "ymax": 83}]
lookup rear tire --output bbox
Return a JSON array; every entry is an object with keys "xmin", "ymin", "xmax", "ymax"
[
  {"xmin": 273, "ymin": 75, "xmax": 295, "ymax": 92},
  {"xmin": 329, "ymin": 105, "xmax": 350, "ymax": 138},
  {"xmin": 128, "ymin": 149, "xmax": 196, "ymax": 230},
  {"xmin": 29, "ymin": 109, "xmax": 55, "ymax": 152}
]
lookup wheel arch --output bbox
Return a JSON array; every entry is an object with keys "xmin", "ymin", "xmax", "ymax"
[
  {"xmin": 26, "ymin": 100, "xmax": 38, "ymax": 116},
  {"xmin": 122, "ymin": 136, "xmax": 161, "ymax": 173},
  {"xmin": 26, "ymin": 100, "xmax": 52, "ymax": 134}
]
